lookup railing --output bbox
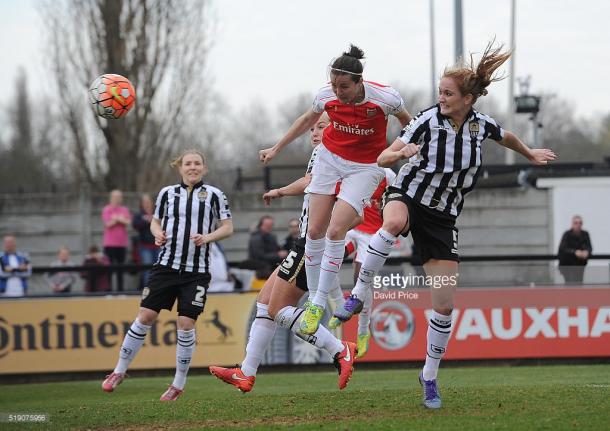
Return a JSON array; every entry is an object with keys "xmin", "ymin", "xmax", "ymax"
[
  {"xmin": 234, "ymin": 161, "xmax": 610, "ymax": 191},
  {"xmin": 4, "ymin": 254, "xmax": 607, "ymax": 298}
]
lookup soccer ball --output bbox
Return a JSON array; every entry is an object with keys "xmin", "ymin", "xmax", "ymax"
[{"xmin": 89, "ymin": 74, "xmax": 136, "ymax": 119}]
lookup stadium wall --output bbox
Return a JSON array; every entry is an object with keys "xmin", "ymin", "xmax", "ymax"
[{"xmin": 1, "ymin": 186, "xmax": 555, "ymax": 294}]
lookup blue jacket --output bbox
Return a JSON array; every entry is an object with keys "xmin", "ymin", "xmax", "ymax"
[{"xmin": 0, "ymin": 252, "xmax": 32, "ymax": 294}]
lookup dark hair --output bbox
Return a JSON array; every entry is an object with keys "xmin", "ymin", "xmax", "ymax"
[
  {"xmin": 330, "ymin": 44, "xmax": 365, "ymax": 83},
  {"xmin": 257, "ymin": 215, "xmax": 273, "ymax": 229}
]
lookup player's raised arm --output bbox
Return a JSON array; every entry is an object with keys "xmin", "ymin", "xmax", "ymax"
[
  {"xmin": 498, "ymin": 131, "xmax": 556, "ymax": 165},
  {"xmin": 259, "ymin": 109, "xmax": 322, "ymax": 164},
  {"xmin": 263, "ymin": 175, "xmax": 311, "ymax": 205}
]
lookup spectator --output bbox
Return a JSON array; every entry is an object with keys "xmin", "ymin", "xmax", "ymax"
[
  {"xmin": 132, "ymin": 193, "xmax": 159, "ymax": 287},
  {"xmin": 45, "ymin": 246, "xmax": 77, "ymax": 294},
  {"xmin": 0, "ymin": 235, "xmax": 31, "ymax": 297},
  {"xmin": 558, "ymin": 215, "xmax": 592, "ymax": 285},
  {"xmin": 248, "ymin": 215, "xmax": 288, "ymax": 278},
  {"xmin": 82, "ymin": 245, "xmax": 111, "ymax": 293},
  {"xmin": 102, "ymin": 189, "xmax": 131, "ymax": 291},
  {"xmin": 283, "ymin": 218, "xmax": 301, "ymax": 252}
]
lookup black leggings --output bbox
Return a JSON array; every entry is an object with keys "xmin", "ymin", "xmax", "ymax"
[{"xmin": 104, "ymin": 247, "xmax": 127, "ymax": 291}]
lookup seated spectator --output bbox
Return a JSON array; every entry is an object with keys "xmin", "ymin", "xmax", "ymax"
[
  {"xmin": 81, "ymin": 245, "xmax": 111, "ymax": 293},
  {"xmin": 283, "ymin": 218, "xmax": 301, "ymax": 252},
  {"xmin": 45, "ymin": 246, "xmax": 77, "ymax": 294},
  {"xmin": 0, "ymin": 235, "xmax": 31, "ymax": 297},
  {"xmin": 248, "ymin": 215, "xmax": 288, "ymax": 279}
]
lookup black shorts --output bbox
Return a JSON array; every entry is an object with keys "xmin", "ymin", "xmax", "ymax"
[
  {"xmin": 140, "ymin": 265, "xmax": 211, "ymax": 320},
  {"xmin": 383, "ymin": 186, "xmax": 459, "ymax": 264},
  {"xmin": 276, "ymin": 237, "xmax": 308, "ymax": 291}
]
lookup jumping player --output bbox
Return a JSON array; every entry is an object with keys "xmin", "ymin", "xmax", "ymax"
[
  {"xmin": 259, "ymin": 44, "xmax": 412, "ymax": 336},
  {"xmin": 333, "ymin": 42, "xmax": 556, "ymax": 409},
  {"xmin": 209, "ymin": 114, "xmax": 359, "ymax": 392}
]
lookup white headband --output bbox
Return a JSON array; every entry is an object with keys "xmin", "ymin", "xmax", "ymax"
[{"xmin": 329, "ymin": 67, "xmax": 363, "ymax": 76}]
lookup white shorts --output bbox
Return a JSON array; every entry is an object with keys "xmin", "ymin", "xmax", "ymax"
[
  {"xmin": 345, "ymin": 229, "xmax": 372, "ymax": 263},
  {"xmin": 306, "ymin": 144, "xmax": 384, "ymax": 216}
]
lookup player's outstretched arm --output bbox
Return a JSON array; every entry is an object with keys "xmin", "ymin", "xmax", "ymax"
[
  {"xmin": 262, "ymin": 175, "xmax": 311, "ymax": 205},
  {"xmin": 259, "ymin": 109, "xmax": 322, "ymax": 164},
  {"xmin": 377, "ymin": 138, "xmax": 420, "ymax": 167},
  {"xmin": 499, "ymin": 131, "xmax": 557, "ymax": 165}
]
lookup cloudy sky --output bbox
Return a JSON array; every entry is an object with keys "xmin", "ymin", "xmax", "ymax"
[{"xmin": 2, "ymin": 0, "xmax": 609, "ymax": 119}]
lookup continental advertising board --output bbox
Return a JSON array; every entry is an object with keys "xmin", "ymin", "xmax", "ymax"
[{"xmin": 0, "ymin": 292, "xmax": 258, "ymax": 374}]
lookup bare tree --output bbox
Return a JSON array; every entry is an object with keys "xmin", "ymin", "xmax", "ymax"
[
  {"xmin": 0, "ymin": 71, "xmax": 62, "ymax": 193},
  {"xmin": 41, "ymin": 0, "xmax": 214, "ymax": 191}
]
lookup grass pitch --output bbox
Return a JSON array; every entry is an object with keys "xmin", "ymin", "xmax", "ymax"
[{"xmin": 1, "ymin": 364, "xmax": 609, "ymax": 430}]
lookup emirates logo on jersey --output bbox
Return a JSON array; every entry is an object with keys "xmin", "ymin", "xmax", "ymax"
[{"xmin": 333, "ymin": 121, "xmax": 375, "ymax": 136}]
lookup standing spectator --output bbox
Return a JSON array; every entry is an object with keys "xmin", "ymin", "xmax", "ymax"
[
  {"xmin": 248, "ymin": 215, "xmax": 288, "ymax": 278},
  {"xmin": 0, "ymin": 235, "xmax": 31, "ymax": 297},
  {"xmin": 132, "ymin": 193, "xmax": 159, "ymax": 287},
  {"xmin": 558, "ymin": 215, "xmax": 592, "ymax": 285},
  {"xmin": 282, "ymin": 218, "xmax": 301, "ymax": 252},
  {"xmin": 45, "ymin": 246, "xmax": 77, "ymax": 294},
  {"xmin": 82, "ymin": 245, "xmax": 111, "ymax": 293},
  {"xmin": 102, "ymin": 189, "xmax": 131, "ymax": 291}
]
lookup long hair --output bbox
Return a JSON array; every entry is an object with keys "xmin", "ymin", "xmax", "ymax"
[{"xmin": 443, "ymin": 40, "xmax": 512, "ymax": 103}]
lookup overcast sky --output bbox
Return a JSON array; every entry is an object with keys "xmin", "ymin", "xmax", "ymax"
[{"xmin": 2, "ymin": 0, "xmax": 609, "ymax": 120}]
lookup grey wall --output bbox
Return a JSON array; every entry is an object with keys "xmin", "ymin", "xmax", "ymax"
[{"xmin": 0, "ymin": 186, "xmax": 554, "ymax": 293}]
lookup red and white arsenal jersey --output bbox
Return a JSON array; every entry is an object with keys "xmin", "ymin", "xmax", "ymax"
[
  {"xmin": 356, "ymin": 168, "xmax": 396, "ymax": 234},
  {"xmin": 312, "ymin": 81, "xmax": 405, "ymax": 163}
]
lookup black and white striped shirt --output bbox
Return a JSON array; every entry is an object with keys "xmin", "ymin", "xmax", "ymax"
[
  {"xmin": 299, "ymin": 146, "xmax": 319, "ymax": 237},
  {"xmin": 154, "ymin": 181, "xmax": 231, "ymax": 272},
  {"xmin": 393, "ymin": 104, "xmax": 504, "ymax": 217}
]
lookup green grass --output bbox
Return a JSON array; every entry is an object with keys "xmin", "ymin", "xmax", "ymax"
[{"xmin": 1, "ymin": 365, "xmax": 609, "ymax": 430}]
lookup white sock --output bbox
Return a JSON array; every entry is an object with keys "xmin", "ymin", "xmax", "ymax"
[
  {"xmin": 358, "ymin": 287, "xmax": 373, "ymax": 335},
  {"xmin": 114, "ymin": 319, "xmax": 151, "ymax": 374},
  {"xmin": 241, "ymin": 302, "xmax": 276, "ymax": 377},
  {"xmin": 312, "ymin": 237, "xmax": 345, "ymax": 307},
  {"xmin": 352, "ymin": 229, "xmax": 397, "ymax": 298},
  {"xmin": 423, "ymin": 311, "xmax": 452, "ymax": 381},
  {"xmin": 327, "ymin": 275, "xmax": 345, "ymax": 311},
  {"xmin": 274, "ymin": 305, "xmax": 344, "ymax": 357},
  {"xmin": 305, "ymin": 236, "xmax": 325, "ymax": 298},
  {"xmin": 172, "ymin": 328, "xmax": 195, "ymax": 390}
]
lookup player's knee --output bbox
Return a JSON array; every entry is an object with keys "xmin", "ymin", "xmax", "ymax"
[
  {"xmin": 267, "ymin": 303, "xmax": 280, "ymax": 320},
  {"xmin": 137, "ymin": 308, "xmax": 158, "ymax": 325},
  {"xmin": 433, "ymin": 307, "xmax": 453, "ymax": 316},
  {"xmin": 326, "ymin": 224, "xmax": 347, "ymax": 240},
  {"xmin": 382, "ymin": 217, "xmax": 407, "ymax": 236},
  {"xmin": 177, "ymin": 316, "xmax": 196, "ymax": 330},
  {"xmin": 306, "ymin": 224, "xmax": 325, "ymax": 239}
]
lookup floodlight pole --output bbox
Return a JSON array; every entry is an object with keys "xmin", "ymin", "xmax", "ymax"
[{"xmin": 454, "ymin": 0, "xmax": 464, "ymax": 63}]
